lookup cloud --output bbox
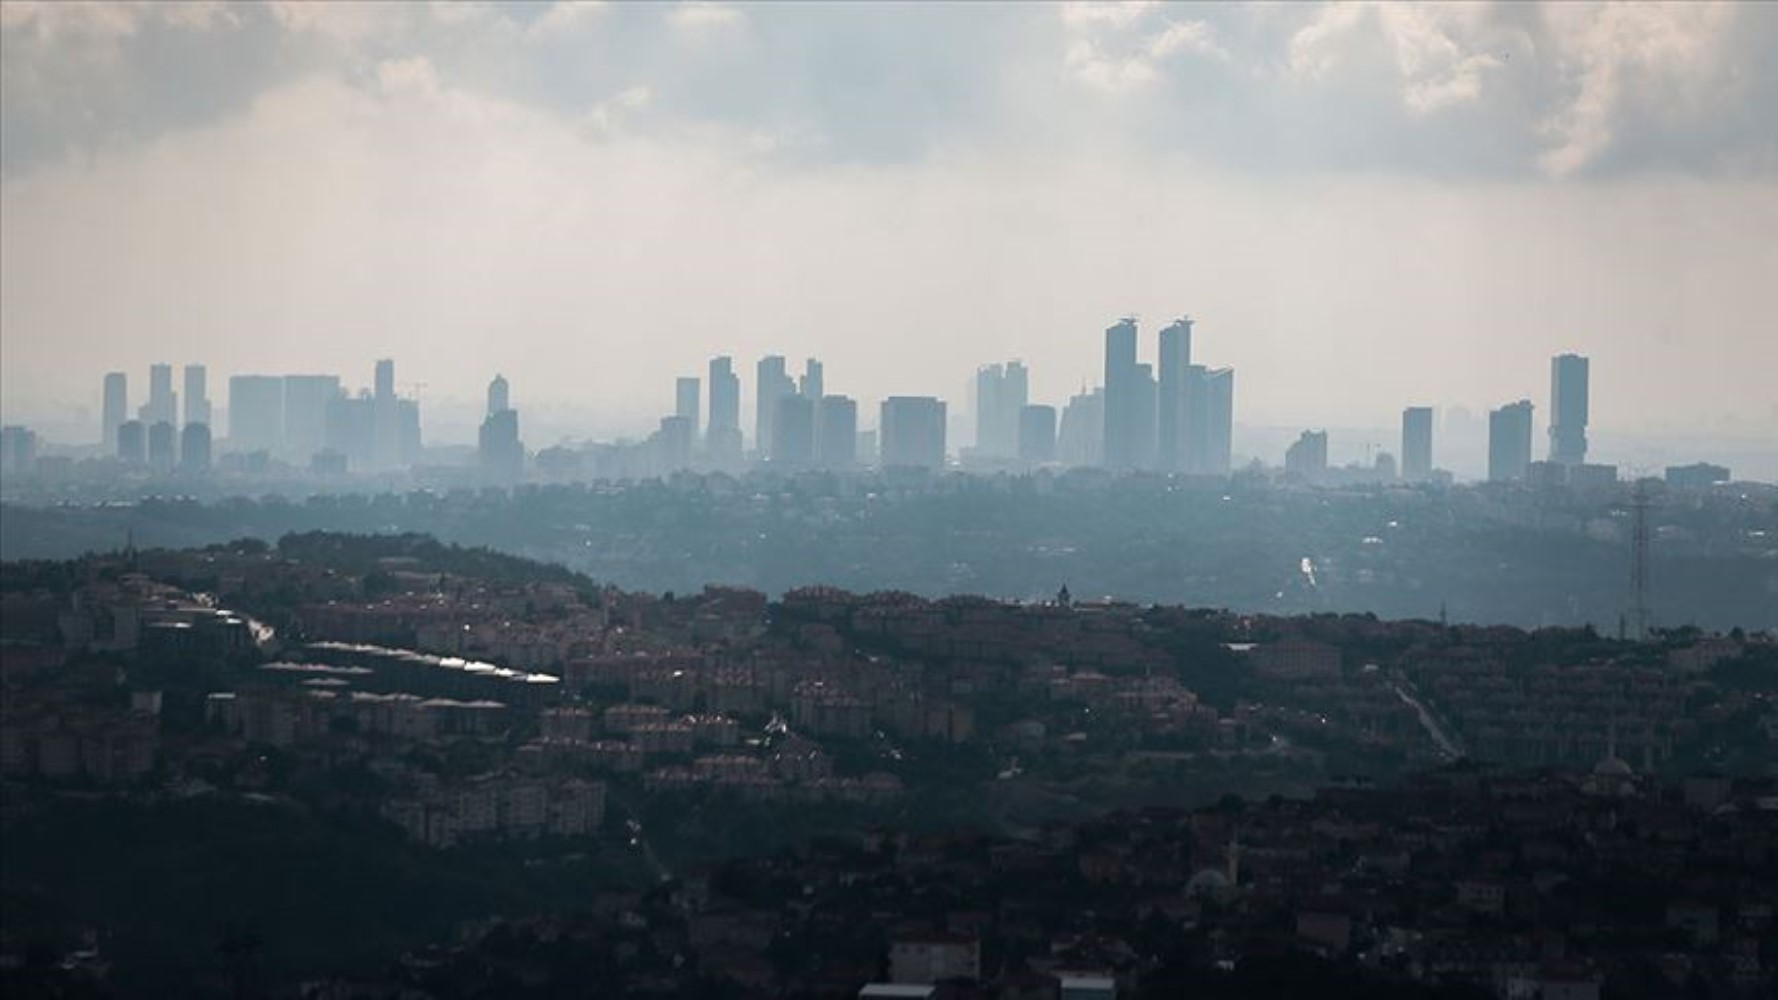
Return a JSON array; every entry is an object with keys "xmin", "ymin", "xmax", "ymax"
[
  {"xmin": 667, "ymin": 2, "xmax": 745, "ymax": 35},
  {"xmin": 523, "ymin": 1, "xmax": 607, "ymax": 41},
  {"xmin": 1060, "ymin": 4, "xmax": 1229, "ymax": 93}
]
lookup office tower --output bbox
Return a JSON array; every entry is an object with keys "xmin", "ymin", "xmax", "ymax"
[
  {"xmin": 1018, "ymin": 404, "xmax": 1057, "ymax": 463},
  {"xmin": 1058, "ymin": 386, "xmax": 1104, "ymax": 468},
  {"xmin": 879, "ymin": 396, "xmax": 947, "ymax": 470},
  {"xmin": 1131, "ymin": 362, "xmax": 1156, "ymax": 469},
  {"xmin": 147, "ymin": 420, "xmax": 176, "ymax": 472},
  {"xmin": 180, "ymin": 422, "xmax": 212, "ymax": 474},
  {"xmin": 325, "ymin": 393, "xmax": 374, "ymax": 470},
  {"xmin": 706, "ymin": 356, "xmax": 741, "ymax": 462},
  {"xmin": 655, "ymin": 416, "xmax": 693, "ymax": 471},
  {"xmin": 371, "ymin": 358, "xmax": 400, "ymax": 470},
  {"xmin": 479, "ymin": 391, "xmax": 524, "ymax": 485},
  {"xmin": 140, "ymin": 362, "xmax": 177, "ymax": 428},
  {"xmin": 815, "ymin": 394, "xmax": 858, "ymax": 469},
  {"xmin": 117, "ymin": 420, "xmax": 146, "ymax": 464},
  {"xmin": 1549, "ymin": 353, "xmax": 1589, "ymax": 466},
  {"xmin": 1488, "ymin": 400, "xmax": 1535, "ymax": 482},
  {"xmin": 282, "ymin": 375, "xmax": 342, "ymax": 465},
  {"xmin": 228, "ymin": 375, "xmax": 285, "ymax": 454},
  {"xmin": 755, "ymin": 355, "xmax": 794, "ymax": 458},
  {"xmin": 488, "ymin": 374, "xmax": 510, "ymax": 417},
  {"xmin": 1401, "ymin": 406, "xmax": 1434, "ymax": 480},
  {"xmin": 1201, "ymin": 367, "xmax": 1234, "ymax": 476},
  {"xmin": 675, "ymin": 377, "xmax": 701, "ymax": 439},
  {"xmin": 102, "ymin": 372, "xmax": 127, "ymax": 450},
  {"xmin": 1102, "ymin": 317, "xmax": 1140, "ymax": 469},
  {"xmin": 772, "ymin": 394, "xmax": 816, "ymax": 467},
  {"xmin": 0, "ymin": 426, "xmax": 37, "ymax": 477},
  {"xmin": 183, "ymin": 364, "xmax": 211, "ymax": 427},
  {"xmin": 799, "ymin": 358, "xmax": 824, "ymax": 401},
  {"xmin": 973, "ymin": 361, "xmax": 1028, "ymax": 459},
  {"xmin": 1285, "ymin": 430, "xmax": 1328, "ymax": 480},
  {"xmin": 1156, "ymin": 317, "xmax": 1193, "ymax": 471},
  {"xmin": 395, "ymin": 398, "xmax": 423, "ymax": 466}
]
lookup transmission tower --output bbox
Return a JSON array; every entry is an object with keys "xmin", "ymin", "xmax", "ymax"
[{"xmin": 1629, "ymin": 481, "xmax": 1651, "ymax": 640}]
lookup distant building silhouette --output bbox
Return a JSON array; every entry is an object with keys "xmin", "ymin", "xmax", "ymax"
[
  {"xmin": 707, "ymin": 356, "xmax": 742, "ymax": 467},
  {"xmin": 1401, "ymin": 406, "xmax": 1434, "ymax": 480},
  {"xmin": 1285, "ymin": 430, "xmax": 1328, "ymax": 480},
  {"xmin": 181, "ymin": 422, "xmax": 212, "ymax": 474},
  {"xmin": 101, "ymin": 371, "xmax": 127, "ymax": 451},
  {"xmin": 974, "ymin": 361, "xmax": 1028, "ymax": 459},
  {"xmin": 1666, "ymin": 462, "xmax": 1729, "ymax": 489},
  {"xmin": 772, "ymin": 394, "xmax": 816, "ymax": 467},
  {"xmin": 139, "ymin": 363, "xmax": 177, "ymax": 429},
  {"xmin": 1156, "ymin": 318, "xmax": 1193, "ymax": 471},
  {"xmin": 755, "ymin": 355, "xmax": 794, "ymax": 459},
  {"xmin": 479, "ymin": 375, "xmax": 524, "ymax": 485},
  {"xmin": 1, "ymin": 425, "xmax": 38, "ymax": 477},
  {"xmin": 879, "ymin": 396, "xmax": 946, "ymax": 470},
  {"xmin": 815, "ymin": 395, "xmax": 857, "ymax": 469},
  {"xmin": 1488, "ymin": 400, "xmax": 1535, "ymax": 482},
  {"xmin": 1058, "ymin": 386, "xmax": 1104, "ymax": 468},
  {"xmin": 799, "ymin": 358, "xmax": 824, "ymax": 401},
  {"xmin": 283, "ymin": 374, "xmax": 342, "ymax": 465},
  {"xmin": 117, "ymin": 419, "xmax": 146, "ymax": 464},
  {"xmin": 1549, "ymin": 353, "xmax": 1589, "ymax": 466},
  {"xmin": 147, "ymin": 420, "xmax": 176, "ymax": 473},
  {"xmin": 674, "ymin": 376, "xmax": 700, "ymax": 441},
  {"xmin": 183, "ymin": 364, "xmax": 210, "ymax": 428},
  {"xmin": 654, "ymin": 415, "xmax": 692, "ymax": 472},
  {"xmin": 228, "ymin": 376, "xmax": 284, "ymax": 455},
  {"xmin": 488, "ymin": 374, "xmax": 510, "ymax": 418},
  {"xmin": 1102, "ymin": 317, "xmax": 1143, "ymax": 470},
  {"xmin": 1018, "ymin": 404, "xmax": 1057, "ymax": 463}
]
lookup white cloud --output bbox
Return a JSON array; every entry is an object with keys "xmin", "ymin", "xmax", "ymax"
[
  {"xmin": 667, "ymin": 2, "xmax": 745, "ymax": 35},
  {"xmin": 1061, "ymin": 5, "xmax": 1228, "ymax": 93},
  {"xmin": 523, "ymin": 1, "xmax": 607, "ymax": 41}
]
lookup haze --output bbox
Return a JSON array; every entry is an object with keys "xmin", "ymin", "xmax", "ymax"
[{"xmin": 3, "ymin": 1, "xmax": 1776, "ymax": 452}]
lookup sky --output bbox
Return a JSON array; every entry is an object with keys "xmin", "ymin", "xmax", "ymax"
[{"xmin": 3, "ymin": 1, "xmax": 1776, "ymax": 457}]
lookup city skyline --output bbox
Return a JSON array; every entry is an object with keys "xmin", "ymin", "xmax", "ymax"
[{"xmin": 2, "ymin": 3, "xmax": 1776, "ymax": 443}]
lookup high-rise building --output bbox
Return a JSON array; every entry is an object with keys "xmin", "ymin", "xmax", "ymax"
[
  {"xmin": 1201, "ymin": 367, "xmax": 1234, "ymax": 476},
  {"xmin": 707, "ymin": 356, "xmax": 742, "ymax": 467},
  {"xmin": 1018, "ymin": 404, "xmax": 1057, "ymax": 463},
  {"xmin": 102, "ymin": 372, "xmax": 128, "ymax": 451},
  {"xmin": 325, "ymin": 393, "xmax": 374, "ymax": 470},
  {"xmin": 1131, "ymin": 362, "xmax": 1156, "ymax": 469},
  {"xmin": 180, "ymin": 422, "xmax": 212, "ymax": 474},
  {"xmin": 655, "ymin": 415, "xmax": 693, "ymax": 472},
  {"xmin": 479, "ymin": 406, "xmax": 524, "ymax": 485},
  {"xmin": 1, "ymin": 426, "xmax": 38, "ymax": 477},
  {"xmin": 675, "ymin": 377, "xmax": 701, "ymax": 440},
  {"xmin": 1401, "ymin": 406, "xmax": 1434, "ymax": 480},
  {"xmin": 117, "ymin": 420, "xmax": 146, "ymax": 464},
  {"xmin": 1285, "ymin": 430, "xmax": 1328, "ymax": 480},
  {"xmin": 371, "ymin": 358, "xmax": 401, "ymax": 470},
  {"xmin": 375, "ymin": 359, "xmax": 395, "ymax": 401},
  {"xmin": 1488, "ymin": 400, "xmax": 1535, "ymax": 482},
  {"xmin": 1102, "ymin": 317, "xmax": 1140, "ymax": 469},
  {"xmin": 228, "ymin": 375, "xmax": 285, "ymax": 454},
  {"xmin": 1156, "ymin": 318, "xmax": 1193, "ymax": 471},
  {"xmin": 1549, "ymin": 353, "xmax": 1589, "ymax": 466},
  {"xmin": 755, "ymin": 355, "xmax": 795, "ymax": 458},
  {"xmin": 140, "ymin": 363, "xmax": 177, "ymax": 429},
  {"xmin": 815, "ymin": 395, "xmax": 858, "ymax": 469},
  {"xmin": 282, "ymin": 374, "xmax": 342, "ymax": 464},
  {"xmin": 879, "ymin": 396, "xmax": 947, "ymax": 470},
  {"xmin": 973, "ymin": 361, "xmax": 1028, "ymax": 459},
  {"xmin": 772, "ymin": 394, "xmax": 816, "ymax": 467},
  {"xmin": 799, "ymin": 358, "xmax": 824, "ymax": 401},
  {"xmin": 183, "ymin": 364, "xmax": 211, "ymax": 427},
  {"xmin": 1058, "ymin": 386, "xmax": 1104, "ymax": 468},
  {"xmin": 488, "ymin": 374, "xmax": 510, "ymax": 417},
  {"xmin": 147, "ymin": 420, "xmax": 177, "ymax": 473}
]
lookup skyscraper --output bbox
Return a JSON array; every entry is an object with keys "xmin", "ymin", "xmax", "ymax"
[
  {"xmin": 140, "ymin": 363, "xmax": 177, "ymax": 428},
  {"xmin": 371, "ymin": 358, "xmax": 400, "ymax": 470},
  {"xmin": 772, "ymin": 394, "xmax": 816, "ymax": 467},
  {"xmin": 117, "ymin": 420, "xmax": 146, "ymax": 464},
  {"xmin": 973, "ymin": 361, "xmax": 1028, "ymax": 459},
  {"xmin": 1285, "ymin": 430, "xmax": 1328, "ymax": 480},
  {"xmin": 1401, "ymin": 406, "xmax": 1434, "ymax": 480},
  {"xmin": 228, "ymin": 375, "xmax": 285, "ymax": 454},
  {"xmin": 102, "ymin": 372, "xmax": 127, "ymax": 451},
  {"xmin": 1058, "ymin": 386, "xmax": 1104, "ymax": 468},
  {"xmin": 181, "ymin": 364, "xmax": 210, "ymax": 427},
  {"xmin": 479, "ymin": 409, "xmax": 524, "ymax": 484},
  {"xmin": 799, "ymin": 358, "xmax": 824, "ymax": 401},
  {"xmin": 1156, "ymin": 317, "xmax": 1193, "ymax": 471},
  {"xmin": 488, "ymin": 374, "xmax": 510, "ymax": 417},
  {"xmin": 282, "ymin": 374, "xmax": 342, "ymax": 464},
  {"xmin": 147, "ymin": 420, "xmax": 177, "ymax": 473},
  {"xmin": 755, "ymin": 355, "xmax": 794, "ymax": 458},
  {"xmin": 1102, "ymin": 317, "xmax": 1140, "ymax": 469},
  {"xmin": 1549, "ymin": 353, "xmax": 1589, "ymax": 466},
  {"xmin": 1488, "ymin": 400, "xmax": 1535, "ymax": 482},
  {"xmin": 1201, "ymin": 367, "xmax": 1234, "ymax": 476},
  {"xmin": 675, "ymin": 376, "xmax": 701, "ymax": 439},
  {"xmin": 707, "ymin": 356, "xmax": 742, "ymax": 467},
  {"xmin": 879, "ymin": 396, "xmax": 947, "ymax": 470},
  {"xmin": 181, "ymin": 422, "xmax": 212, "ymax": 474},
  {"xmin": 1018, "ymin": 404, "xmax": 1057, "ymax": 463},
  {"xmin": 815, "ymin": 395, "xmax": 858, "ymax": 469}
]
